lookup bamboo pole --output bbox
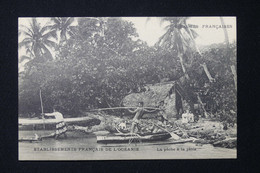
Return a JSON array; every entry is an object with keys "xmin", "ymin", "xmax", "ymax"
[
  {"xmin": 39, "ymin": 89, "xmax": 45, "ymax": 130},
  {"xmin": 88, "ymin": 106, "xmax": 161, "ymax": 111}
]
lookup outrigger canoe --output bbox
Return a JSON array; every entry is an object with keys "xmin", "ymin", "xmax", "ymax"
[
  {"xmin": 96, "ymin": 132, "xmax": 171, "ymax": 144},
  {"xmin": 19, "ymin": 116, "xmax": 93, "ymax": 126}
]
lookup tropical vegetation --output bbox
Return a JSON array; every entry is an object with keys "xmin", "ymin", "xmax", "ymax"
[{"xmin": 18, "ymin": 17, "xmax": 236, "ymax": 125}]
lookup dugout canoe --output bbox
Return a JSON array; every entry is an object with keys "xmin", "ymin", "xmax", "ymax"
[{"xmin": 96, "ymin": 132, "xmax": 171, "ymax": 144}]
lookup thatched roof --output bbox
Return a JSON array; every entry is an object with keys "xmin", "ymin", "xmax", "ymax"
[{"xmin": 122, "ymin": 81, "xmax": 182, "ymax": 107}]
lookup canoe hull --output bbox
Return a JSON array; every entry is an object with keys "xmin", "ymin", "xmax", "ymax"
[
  {"xmin": 19, "ymin": 117, "xmax": 93, "ymax": 126},
  {"xmin": 96, "ymin": 132, "xmax": 171, "ymax": 144},
  {"xmin": 19, "ymin": 137, "xmax": 42, "ymax": 142}
]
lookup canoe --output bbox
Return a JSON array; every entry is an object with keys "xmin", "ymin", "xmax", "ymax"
[
  {"xmin": 19, "ymin": 134, "xmax": 42, "ymax": 142},
  {"xmin": 19, "ymin": 137, "xmax": 42, "ymax": 142},
  {"xmin": 96, "ymin": 132, "xmax": 171, "ymax": 144},
  {"xmin": 101, "ymin": 138, "xmax": 195, "ymax": 147},
  {"xmin": 19, "ymin": 116, "xmax": 93, "ymax": 126}
]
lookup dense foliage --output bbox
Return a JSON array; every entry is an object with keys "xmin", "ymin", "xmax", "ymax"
[{"xmin": 19, "ymin": 17, "xmax": 236, "ymax": 123}]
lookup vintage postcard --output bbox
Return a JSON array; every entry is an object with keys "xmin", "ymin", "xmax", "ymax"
[{"xmin": 18, "ymin": 17, "xmax": 237, "ymax": 160}]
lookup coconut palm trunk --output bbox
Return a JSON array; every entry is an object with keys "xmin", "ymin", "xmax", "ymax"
[
  {"xmin": 230, "ymin": 65, "xmax": 237, "ymax": 90},
  {"xmin": 185, "ymin": 20, "xmax": 214, "ymax": 83},
  {"xmin": 201, "ymin": 63, "xmax": 214, "ymax": 82},
  {"xmin": 197, "ymin": 93, "xmax": 209, "ymax": 118},
  {"xmin": 178, "ymin": 52, "xmax": 190, "ymax": 80},
  {"xmin": 220, "ymin": 17, "xmax": 237, "ymax": 90}
]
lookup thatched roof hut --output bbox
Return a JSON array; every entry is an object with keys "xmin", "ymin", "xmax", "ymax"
[{"xmin": 122, "ymin": 81, "xmax": 186, "ymax": 118}]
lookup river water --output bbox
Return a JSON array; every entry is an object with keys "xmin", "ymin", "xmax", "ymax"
[{"xmin": 19, "ymin": 130, "xmax": 236, "ymax": 160}]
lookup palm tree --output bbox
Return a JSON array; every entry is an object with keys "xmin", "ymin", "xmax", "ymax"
[
  {"xmin": 19, "ymin": 18, "xmax": 57, "ymax": 63},
  {"xmin": 152, "ymin": 17, "xmax": 211, "ymax": 117},
  {"xmin": 154, "ymin": 17, "xmax": 214, "ymax": 82},
  {"xmin": 50, "ymin": 17, "xmax": 75, "ymax": 45},
  {"xmin": 154, "ymin": 17, "xmax": 197, "ymax": 80}
]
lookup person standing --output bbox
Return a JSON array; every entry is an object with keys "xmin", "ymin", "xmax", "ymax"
[
  {"xmin": 158, "ymin": 101, "xmax": 168, "ymax": 125},
  {"xmin": 42, "ymin": 105, "xmax": 67, "ymax": 139},
  {"xmin": 128, "ymin": 102, "xmax": 156, "ymax": 134},
  {"xmin": 182, "ymin": 110, "xmax": 189, "ymax": 123}
]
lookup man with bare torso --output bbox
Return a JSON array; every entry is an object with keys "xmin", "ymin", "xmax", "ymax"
[
  {"xmin": 42, "ymin": 105, "xmax": 67, "ymax": 139},
  {"xmin": 128, "ymin": 102, "xmax": 156, "ymax": 134}
]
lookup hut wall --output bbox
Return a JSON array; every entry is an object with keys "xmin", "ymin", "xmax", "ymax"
[
  {"xmin": 164, "ymin": 92, "xmax": 177, "ymax": 118},
  {"xmin": 122, "ymin": 82, "xmax": 184, "ymax": 119}
]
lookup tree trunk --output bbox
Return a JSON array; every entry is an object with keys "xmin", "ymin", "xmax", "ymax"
[
  {"xmin": 185, "ymin": 21, "xmax": 201, "ymax": 55},
  {"xmin": 230, "ymin": 65, "xmax": 237, "ymax": 90},
  {"xmin": 220, "ymin": 17, "xmax": 237, "ymax": 90},
  {"xmin": 185, "ymin": 21, "xmax": 214, "ymax": 83},
  {"xmin": 220, "ymin": 17, "xmax": 230, "ymax": 47},
  {"xmin": 197, "ymin": 93, "xmax": 209, "ymax": 118},
  {"xmin": 201, "ymin": 63, "xmax": 214, "ymax": 82},
  {"xmin": 178, "ymin": 52, "xmax": 190, "ymax": 80}
]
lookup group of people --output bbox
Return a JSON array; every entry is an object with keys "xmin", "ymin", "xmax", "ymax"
[{"xmin": 181, "ymin": 110, "xmax": 195, "ymax": 123}]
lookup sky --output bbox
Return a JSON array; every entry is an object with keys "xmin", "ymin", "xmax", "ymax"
[
  {"xmin": 123, "ymin": 17, "xmax": 236, "ymax": 46},
  {"xmin": 19, "ymin": 17, "xmax": 236, "ymax": 46},
  {"xmin": 18, "ymin": 17, "xmax": 236, "ymax": 71}
]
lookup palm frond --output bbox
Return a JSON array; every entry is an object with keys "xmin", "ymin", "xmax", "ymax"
[
  {"xmin": 21, "ymin": 37, "xmax": 33, "ymax": 43},
  {"xmin": 42, "ymin": 29, "xmax": 58, "ymax": 40},
  {"xmin": 145, "ymin": 17, "xmax": 152, "ymax": 25},
  {"xmin": 44, "ymin": 39, "xmax": 57, "ymax": 49},
  {"xmin": 40, "ymin": 25, "xmax": 53, "ymax": 34},
  {"xmin": 159, "ymin": 17, "xmax": 168, "ymax": 27},
  {"xmin": 19, "ymin": 26, "xmax": 34, "ymax": 37},
  {"xmin": 156, "ymin": 29, "xmax": 171, "ymax": 47},
  {"xmin": 30, "ymin": 19, "xmax": 41, "ymax": 34},
  {"xmin": 19, "ymin": 24, "xmax": 33, "ymax": 33},
  {"xmin": 189, "ymin": 28, "xmax": 199, "ymax": 39},
  {"xmin": 60, "ymin": 29, "xmax": 66, "ymax": 41},
  {"xmin": 67, "ymin": 29, "xmax": 75, "ymax": 37},
  {"xmin": 19, "ymin": 39, "xmax": 32, "ymax": 49},
  {"xmin": 19, "ymin": 55, "xmax": 32, "ymax": 63},
  {"xmin": 163, "ymin": 24, "xmax": 171, "ymax": 31},
  {"xmin": 173, "ymin": 29, "xmax": 185, "ymax": 53},
  {"xmin": 64, "ymin": 17, "xmax": 74, "ymax": 28},
  {"xmin": 52, "ymin": 17, "xmax": 61, "ymax": 24},
  {"xmin": 23, "ymin": 31, "xmax": 33, "ymax": 38},
  {"xmin": 51, "ymin": 23, "xmax": 59, "ymax": 30},
  {"xmin": 177, "ymin": 17, "xmax": 188, "ymax": 25},
  {"xmin": 25, "ymin": 48, "xmax": 34, "ymax": 56},
  {"xmin": 41, "ymin": 45, "xmax": 53, "ymax": 60}
]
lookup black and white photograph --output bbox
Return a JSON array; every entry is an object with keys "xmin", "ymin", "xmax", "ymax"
[{"xmin": 18, "ymin": 17, "xmax": 237, "ymax": 160}]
